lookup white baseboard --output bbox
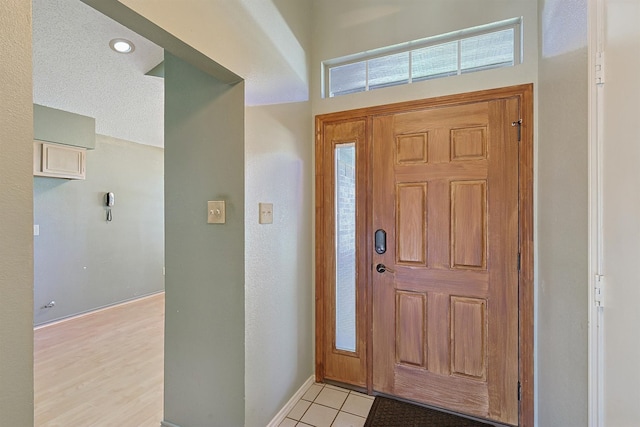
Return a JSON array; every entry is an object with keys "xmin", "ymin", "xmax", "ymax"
[
  {"xmin": 34, "ymin": 291, "xmax": 165, "ymax": 329},
  {"xmin": 266, "ymin": 375, "xmax": 316, "ymax": 427},
  {"xmin": 160, "ymin": 375, "xmax": 315, "ymax": 427}
]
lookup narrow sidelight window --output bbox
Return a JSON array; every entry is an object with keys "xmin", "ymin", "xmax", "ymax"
[{"xmin": 335, "ymin": 143, "xmax": 356, "ymax": 352}]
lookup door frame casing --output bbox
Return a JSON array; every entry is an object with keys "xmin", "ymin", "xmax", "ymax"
[{"xmin": 315, "ymin": 84, "xmax": 534, "ymax": 426}]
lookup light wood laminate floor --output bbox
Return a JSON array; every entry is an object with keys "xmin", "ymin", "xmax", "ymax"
[{"xmin": 34, "ymin": 293, "xmax": 164, "ymax": 427}]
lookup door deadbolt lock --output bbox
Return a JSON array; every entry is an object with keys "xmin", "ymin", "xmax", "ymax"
[{"xmin": 375, "ymin": 229, "xmax": 387, "ymax": 254}]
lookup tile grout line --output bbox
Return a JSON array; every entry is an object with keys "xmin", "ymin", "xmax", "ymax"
[
  {"xmin": 318, "ymin": 383, "xmax": 343, "ymax": 427},
  {"xmin": 338, "ymin": 391, "xmax": 372, "ymax": 420},
  {"xmin": 295, "ymin": 388, "xmax": 317, "ymax": 425},
  {"xmin": 310, "ymin": 384, "xmax": 346, "ymax": 427},
  {"xmin": 296, "ymin": 383, "xmax": 326, "ymax": 426},
  {"xmin": 329, "ymin": 390, "xmax": 350, "ymax": 427},
  {"xmin": 286, "ymin": 384, "xmax": 372, "ymax": 427}
]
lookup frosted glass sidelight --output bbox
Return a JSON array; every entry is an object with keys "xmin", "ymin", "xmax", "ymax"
[{"xmin": 335, "ymin": 144, "xmax": 357, "ymax": 353}]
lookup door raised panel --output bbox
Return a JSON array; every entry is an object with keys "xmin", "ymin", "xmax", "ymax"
[
  {"xmin": 396, "ymin": 183, "xmax": 427, "ymax": 265},
  {"xmin": 396, "ymin": 133, "xmax": 428, "ymax": 164},
  {"xmin": 395, "ymin": 291, "xmax": 427, "ymax": 368},
  {"xmin": 450, "ymin": 296, "xmax": 487, "ymax": 380},
  {"xmin": 451, "ymin": 127, "xmax": 487, "ymax": 161},
  {"xmin": 450, "ymin": 180, "xmax": 487, "ymax": 270}
]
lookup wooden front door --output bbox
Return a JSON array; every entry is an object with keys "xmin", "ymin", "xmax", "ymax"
[
  {"xmin": 315, "ymin": 85, "xmax": 533, "ymax": 426},
  {"xmin": 371, "ymin": 98, "xmax": 520, "ymax": 425}
]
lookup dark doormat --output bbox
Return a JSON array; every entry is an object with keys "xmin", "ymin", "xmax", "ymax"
[{"xmin": 364, "ymin": 396, "xmax": 492, "ymax": 427}]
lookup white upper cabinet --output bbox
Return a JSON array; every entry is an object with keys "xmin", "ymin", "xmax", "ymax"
[{"xmin": 34, "ymin": 141, "xmax": 86, "ymax": 180}]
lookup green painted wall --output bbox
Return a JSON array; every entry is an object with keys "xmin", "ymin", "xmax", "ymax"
[
  {"xmin": 34, "ymin": 135, "xmax": 164, "ymax": 325},
  {"xmin": 34, "ymin": 104, "xmax": 96, "ymax": 149},
  {"xmin": 163, "ymin": 52, "xmax": 245, "ymax": 427}
]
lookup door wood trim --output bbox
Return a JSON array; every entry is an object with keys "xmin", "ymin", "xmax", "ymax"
[
  {"xmin": 518, "ymin": 84, "xmax": 534, "ymax": 427},
  {"xmin": 315, "ymin": 84, "xmax": 534, "ymax": 426}
]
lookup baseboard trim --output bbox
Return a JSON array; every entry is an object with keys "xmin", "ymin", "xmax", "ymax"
[
  {"xmin": 266, "ymin": 375, "xmax": 316, "ymax": 427},
  {"xmin": 34, "ymin": 291, "xmax": 165, "ymax": 330},
  {"xmin": 159, "ymin": 376, "xmax": 315, "ymax": 427}
]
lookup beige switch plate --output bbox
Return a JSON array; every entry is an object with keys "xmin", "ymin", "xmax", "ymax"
[
  {"xmin": 207, "ymin": 201, "xmax": 226, "ymax": 224},
  {"xmin": 259, "ymin": 203, "xmax": 273, "ymax": 224}
]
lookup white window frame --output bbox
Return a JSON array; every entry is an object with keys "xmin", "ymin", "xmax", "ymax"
[{"xmin": 322, "ymin": 17, "xmax": 523, "ymax": 98}]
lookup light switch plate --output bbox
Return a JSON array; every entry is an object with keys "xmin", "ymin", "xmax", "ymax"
[
  {"xmin": 259, "ymin": 203, "xmax": 273, "ymax": 224},
  {"xmin": 207, "ymin": 201, "xmax": 226, "ymax": 224}
]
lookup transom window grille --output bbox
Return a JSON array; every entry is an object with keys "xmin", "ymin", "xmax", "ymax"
[{"xmin": 323, "ymin": 18, "xmax": 522, "ymax": 98}]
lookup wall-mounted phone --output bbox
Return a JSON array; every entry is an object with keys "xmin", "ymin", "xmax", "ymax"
[
  {"xmin": 105, "ymin": 192, "xmax": 115, "ymax": 207},
  {"xmin": 105, "ymin": 192, "xmax": 114, "ymax": 222}
]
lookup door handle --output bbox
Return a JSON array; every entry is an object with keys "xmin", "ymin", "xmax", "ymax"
[{"xmin": 376, "ymin": 263, "xmax": 394, "ymax": 274}]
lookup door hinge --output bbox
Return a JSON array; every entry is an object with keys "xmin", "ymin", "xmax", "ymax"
[
  {"xmin": 594, "ymin": 274, "xmax": 605, "ymax": 307},
  {"xmin": 517, "ymin": 381, "xmax": 522, "ymax": 401},
  {"xmin": 517, "ymin": 252, "xmax": 521, "ymax": 272},
  {"xmin": 595, "ymin": 51, "xmax": 605, "ymax": 86},
  {"xmin": 511, "ymin": 119, "xmax": 522, "ymax": 142}
]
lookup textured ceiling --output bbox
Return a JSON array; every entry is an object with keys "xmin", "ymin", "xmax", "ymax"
[
  {"xmin": 114, "ymin": 0, "xmax": 310, "ymax": 106},
  {"xmin": 32, "ymin": 0, "xmax": 164, "ymax": 147},
  {"xmin": 32, "ymin": 0, "xmax": 312, "ymax": 147}
]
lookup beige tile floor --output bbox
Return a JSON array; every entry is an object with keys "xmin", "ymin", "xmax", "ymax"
[{"xmin": 280, "ymin": 383, "xmax": 374, "ymax": 427}]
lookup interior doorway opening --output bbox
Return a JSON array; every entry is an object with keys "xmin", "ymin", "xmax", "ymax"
[{"xmin": 32, "ymin": 0, "xmax": 166, "ymax": 424}]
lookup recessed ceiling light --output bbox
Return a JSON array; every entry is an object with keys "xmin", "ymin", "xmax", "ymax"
[{"xmin": 109, "ymin": 38, "xmax": 135, "ymax": 54}]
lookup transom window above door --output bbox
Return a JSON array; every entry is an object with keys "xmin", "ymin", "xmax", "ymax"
[{"xmin": 322, "ymin": 17, "xmax": 523, "ymax": 98}]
